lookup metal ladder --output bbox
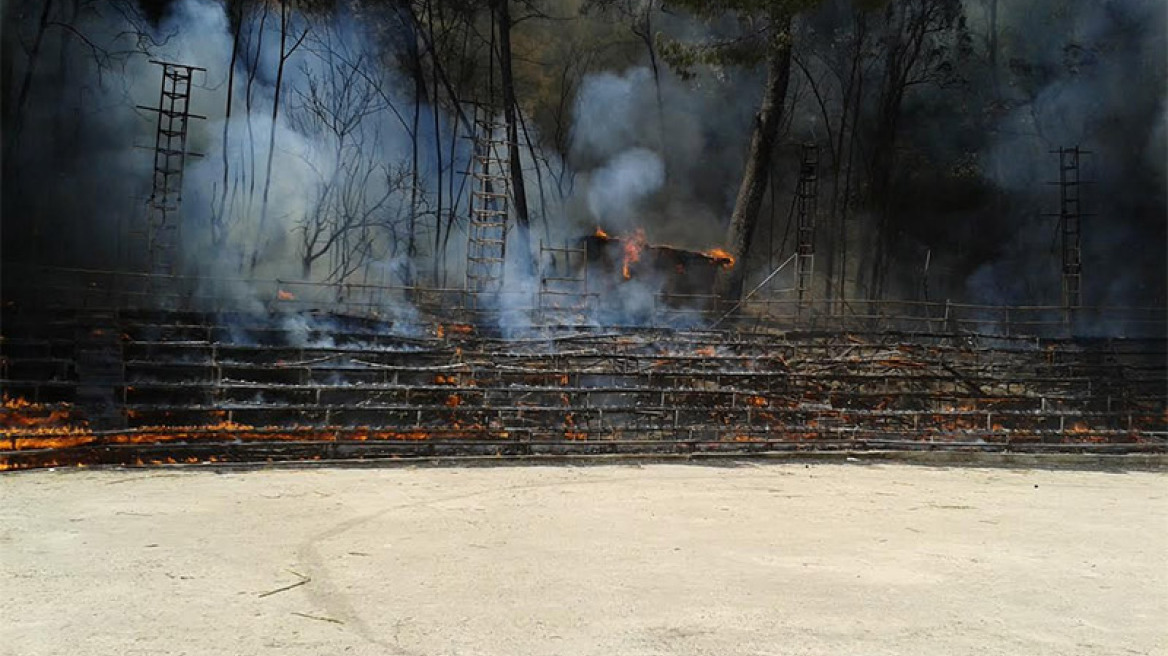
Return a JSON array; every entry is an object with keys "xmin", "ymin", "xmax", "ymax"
[
  {"xmin": 795, "ymin": 143, "xmax": 819, "ymax": 310},
  {"xmin": 136, "ymin": 61, "xmax": 205, "ymax": 281},
  {"xmin": 464, "ymin": 112, "xmax": 511, "ymax": 313},
  {"xmin": 1058, "ymin": 146, "xmax": 1083, "ymax": 309}
]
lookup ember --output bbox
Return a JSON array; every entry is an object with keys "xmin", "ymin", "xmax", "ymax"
[{"xmin": 438, "ymin": 323, "xmax": 474, "ymax": 338}]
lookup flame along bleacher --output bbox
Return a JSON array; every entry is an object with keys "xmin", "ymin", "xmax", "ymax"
[{"xmin": 2, "ymin": 302, "xmax": 1165, "ymax": 470}]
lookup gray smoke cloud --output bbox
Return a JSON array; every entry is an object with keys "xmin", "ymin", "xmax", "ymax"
[
  {"xmin": 3, "ymin": 0, "xmax": 1162, "ymax": 333},
  {"xmin": 3, "ymin": 0, "xmax": 460, "ymax": 329},
  {"xmin": 965, "ymin": 0, "xmax": 1166, "ymax": 308},
  {"xmin": 585, "ymin": 147, "xmax": 665, "ymax": 229},
  {"xmin": 564, "ymin": 63, "xmax": 758, "ymax": 250}
]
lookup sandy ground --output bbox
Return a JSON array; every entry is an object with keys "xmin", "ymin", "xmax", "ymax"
[{"xmin": 1, "ymin": 461, "xmax": 1165, "ymax": 656}]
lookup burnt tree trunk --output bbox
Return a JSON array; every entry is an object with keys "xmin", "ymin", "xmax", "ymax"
[
  {"xmin": 632, "ymin": 1, "xmax": 666, "ymax": 153},
  {"xmin": 5, "ymin": 0, "xmax": 53, "ymax": 160},
  {"xmin": 716, "ymin": 18, "xmax": 794, "ymax": 302},
  {"xmin": 494, "ymin": 0, "xmax": 534, "ymax": 275},
  {"xmin": 213, "ymin": 1, "xmax": 243, "ymax": 248},
  {"xmin": 406, "ymin": 6, "xmax": 424, "ymax": 286},
  {"xmin": 253, "ymin": 0, "xmax": 305, "ymax": 273}
]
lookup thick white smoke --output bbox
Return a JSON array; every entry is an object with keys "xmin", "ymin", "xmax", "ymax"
[
  {"xmin": 565, "ymin": 64, "xmax": 757, "ymax": 250},
  {"xmin": 585, "ymin": 147, "xmax": 665, "ymax": 230}
]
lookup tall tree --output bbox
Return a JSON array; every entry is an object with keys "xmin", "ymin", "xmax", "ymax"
[
  {"xmin": 862, "ymin": 0, "xmax": 964, "ymax": 299},
  {"xmin": 252, "ymin": 0, "xmax": 308, "ymax": 273},
  {"xmin": 789, "ymin": 4, "xmax": 873, "ymax": 304},
  {"xmin": 211, "ymin": 0, "xmax": 246, "ymax": 249},
  {"xmin": 493, "ymin": 0, "xmax": 535, "ymax": 274},
  {"xmin": 585, "ymin": 0, "xmax": 668, "ymax": 149},
  {"xmin": 662, "ymin": 0, "xmax": 819, "ymax": 302}
]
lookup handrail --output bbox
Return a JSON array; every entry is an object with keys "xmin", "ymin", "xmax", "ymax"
[{"xmin": 3, "ymin": 263, "xmax": 1165, "ymax": 338}]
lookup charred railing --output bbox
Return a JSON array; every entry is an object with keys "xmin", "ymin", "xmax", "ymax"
[{"xmin": 4, "ymin": 264, "xmax": 1165, "ymax": 338}]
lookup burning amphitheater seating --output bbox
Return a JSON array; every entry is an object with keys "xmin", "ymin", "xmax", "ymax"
[{"xmin": 1, "ymin": 306, "xmax": 1166, "ymax": 469}]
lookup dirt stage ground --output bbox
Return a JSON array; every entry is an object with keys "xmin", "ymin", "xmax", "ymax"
[{"xmin": 1, "ymin": 460, "xmax": 1165, "ymax": 656}]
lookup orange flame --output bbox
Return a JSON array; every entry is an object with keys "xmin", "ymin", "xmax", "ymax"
[
  {"xmin": 2, "ymin": 395, "xmax": 87, "ymax": 440},
  {"xmin": 0, "ymin": 423, "xmax": 531, "ymax": 470},
  {"xmin": 703, "ymin": 248, "xmax": 736, "ymax": 270},
  {"xmin": 622, "ymin": 228, "xmax": 647, "ymax": 280},
  {"xmin": 594, "ymin": 227, "xmax": 610, "ymax": 239},
  {"xmin": 3, "ymin": 395, "xmax": 35, "ymax": 410},
  {"xmin": 277, "ymin": 290, "xmax": 295, "ymax": 301}
]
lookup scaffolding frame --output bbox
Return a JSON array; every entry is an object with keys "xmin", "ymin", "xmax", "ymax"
[{"xmin": 537, "ymin": 240, "xmax": 594, "ymax": 323}]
